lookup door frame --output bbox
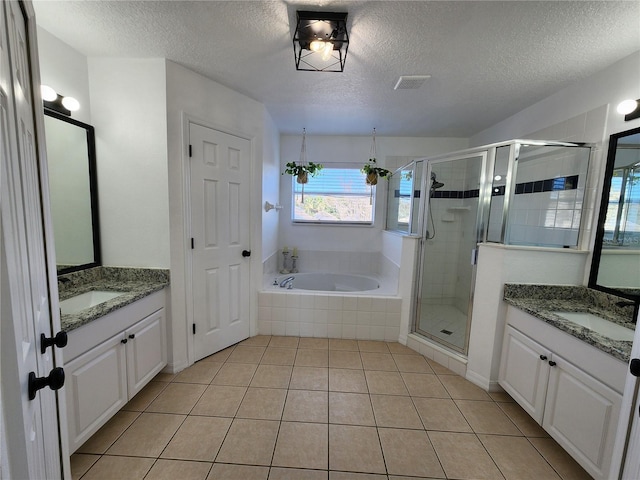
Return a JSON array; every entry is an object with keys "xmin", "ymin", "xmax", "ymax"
[{"xmin": 181, "ymin": 113, "xmax": 255, "ymax": 366}]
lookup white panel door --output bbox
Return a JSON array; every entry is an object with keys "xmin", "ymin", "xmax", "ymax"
[{"xmin": 189, "ymin": 123, "xmax": 251, "ymax": 361}]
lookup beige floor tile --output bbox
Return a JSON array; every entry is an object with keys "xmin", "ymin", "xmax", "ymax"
[
  {"xmin": 160, "ymin": 416, "xmax": 231, "ymax": 461},
  {"xmin": 122, "ymin": 380, "xmax": 169, "ymax": 411},
  {"xmin": 250, "ymin": 364, "xmax": 293, "ymax": 389},
  {"xmin": 81, "ymin": 455, "xmax": 154, "ymax": 480},
  {"xmin": 378, "ymin": 428, "xmax": 445, "ymax": 478},
  {"xmin": 426, "ymin": 358, "xmax": 455, "ymax": 375},
  {"xmin": 401, "ymin": 373, "xmax": 449, "ymax": 398},
  {"xmin": 497, "ymin": 402, "xmax": 549, "ymax": 437},
  {"xmin": 299, "ymin": 337, "xmax": 329, "ymax": 349},
  {"xmin": 241, "ymin": 335, "xmax": 272, "ymax": 346},
  {"xmin": 191, "ymin": 385, "xmax": 246, "ymax": 417},
  {"xmin": 173, "ymin": 361, "xmax": 223, "ymax": 384},
  {"xmin": 429, "ymin": 431, "xmax": 503, "ymax": 479},
  {"xmin": 479, "ymin": 435, "xmax": 561, "ymax": 480},
  {"xmin": 386, "ymin": 342, "xmax": 419, "ymax": 355},
  {"xmin": 270, "ymin": 467, "xmax": 328, "ymax": 479},
  {"xmin": 529, "ymin": 437, "xmax": 593, "ymax": 480},
  {"xmin": 207, "ymin": 463, "xmax": 269, "ymax": 480},
  {"xmin": 201, "ymin": 346, "xmax": 235, "ymax": 363},
  {"xmin": 329, "ymin": 425, "xmax": 386, "ymax": 474},
  {"xmin": 296, "ymin": 348, "xmax": 329, "ymax": 367},
  {"xmin": 456, "ymin": 400, "xmax": 521, "ymax": 435},
  {"xmin": 106, "ymin": 412, "xmax": 185, "ymax": 457},
  {"xmin": 365, "ymin": 371, "xmax": 408, "ymax": 395},
  {"xmin": 329, "ymin": 368, "xmax": 368, "ymax": 393},
  {"xmin": 216, "ymin": 418, "xmax": 279, "ymax": 466},
  {"xmin": 329, "ymin": 392, "xmax": 375, "ymax": 426},
  {"xmin": 393, "ymin": 354, "xmax": 433, "ymax": 373},
  {"xmin": 329, "ymin": 350, "xmax": 363, "ymax": 369},
  {"xmin": 77, "ymin": 410, "xmax": 140, "ymax": 454},
  {"xmin": 146, "ymin": 383, "xmax": 207, "ymax": 414},
  {"xmin": 438, "ymin": 375, "xmax": 492, "ymax": 400},
  {"xmin": 154, "ymin": 373, "xmax": 177, "ymax": 382},
  {"xmin": 70, "ymin": 453, "xmax": 100, "ymax": 480},
  {"xmin": 412, "ymin": 397, "xmax": 472, "ymax": 432},
  {"xmin": 269, "ymin": 336, "xmax": 300, "ymax": 348},
  {"xmin": 283, "ymin": 389, "xmax": 328, "ymax": 423},
  {"xmin": 358, "ymin": 340, "xmax": 390, "ymax": 353},
  {"xmin": 330, "ymin": 473, "xmax": 387, "ymax": 480},
  {"xmin": 272, "ymin": 422, "xmax": 329, "ymax": 470},
  {"xmin": 360, "ymin": 352, "xmax": 397, "ymax": 371},
  {"xmin": 329, "ymin": 339, "xmax": 359, "ymax": 351},
  {"xmin": 146, "ymin": 459, "xmax": 212, "ymax": 480},
  {"xmin": 290, "ymin": 366, "xmax": 329, "ymax": 390},
  {"xmin": 236, "ymin": 387, "xmax": 287, "ymax": 420},
  {"xmin": 370, "ymin": 395, "xmax": 423, "ymax": 429},
  {"xmin": 226, "ymin": 345, "xmax": 266, "ymax": 363},
  {"xmin": 261, "ymin": 347, "xmax": 298, "ymax": 366},
  {"xmin": 211, "ymin": 362, "xmax": 257, "ymax": 386},
  {"xmin": 489, "ymin": 390, "xmax": 515, "ymax": 402},
  {"xmin": 388, "ymin": 477, "xmax": 444, "ymax": 480}
]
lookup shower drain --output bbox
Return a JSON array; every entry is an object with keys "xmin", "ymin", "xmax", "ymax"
[{"xmin": 440, "ymin": 329, "xmax": 453, "ymax": 335}]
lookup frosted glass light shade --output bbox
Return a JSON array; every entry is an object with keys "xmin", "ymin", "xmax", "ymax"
[
  {"xmin": 41, "ymin": 85, "xmax": 57, "ymax": 101},
  {"xmin": 61, "ymin": 96, "xmax": 80, "ymax": 111},
  {"xmin": 617, "ymin": 99, "xmax": 638, "ymax": 115}
]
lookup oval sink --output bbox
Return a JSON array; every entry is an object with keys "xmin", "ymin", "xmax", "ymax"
[
  {"xmin": 60, "ymin": 291, "xmax": 126, "ymax": 315},
  {"xmin": 552, "ymin": 311, "xmax": 634, "ymax": 341}
]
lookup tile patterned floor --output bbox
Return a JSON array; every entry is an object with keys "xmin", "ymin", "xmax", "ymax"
[{"xmin": 70, "ymin": 337, "xmax": 593, "ymax": 480}]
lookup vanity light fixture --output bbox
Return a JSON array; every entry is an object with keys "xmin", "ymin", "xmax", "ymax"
[
  {"xmin": 617, "ymin": 98, "xmax": 640, "ymax": 121},
  {"xmin": 41, "ymin": 85, "xmax": 80, "ymax": 116},
  {"xmin": 293, "ymin": 11, "xmax": 349, "ymax": 72}
]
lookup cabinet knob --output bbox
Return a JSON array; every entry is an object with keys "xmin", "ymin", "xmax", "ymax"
[
  {"xmin": 28, "ymin": 367, "xmax": 65, "ymax": 400},
  {"xmin": 630, "ymin": 358, "xmax": 640, "ymax": 377},
  {"xmin": 548, "ymin": 360, "xmax": 557, "ymax": 367},
  {"xmin": 539, "ymin": 355, "xmax": 547, "ymax": 361},
  {"xmin": 121, "ymin": 338, "xmax": 128, "ymax": 344},
  {"xmin": 40, "ymin": 331, "xmax": 68, "ymax": 354},
  {"xmin": 128, "ymin": 334, "xmax": 135, "ymax": 339}
]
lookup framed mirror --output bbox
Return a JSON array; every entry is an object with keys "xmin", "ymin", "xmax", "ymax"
[
  {"xmin": 44, "ymin": 109, "xmax": 101, "ymax": 274},
  {"xmin": 589, "ymin": 126, "xmax": 640, "ymax": 305}
]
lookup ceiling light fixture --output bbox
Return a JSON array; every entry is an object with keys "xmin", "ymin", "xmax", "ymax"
[
  {"xmin": 41, "ymin": 85, "xmax": 80, "ymax": 116},
  {"xmin": 617, "ymin": 98, "xmax": 640, "ymax": 121},
  {"xmin": 293, "ymin": 11, "xmax": 349, "ymax": 72}
]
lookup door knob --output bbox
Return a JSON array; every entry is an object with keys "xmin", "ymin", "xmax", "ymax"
[
  {"xmin": 28, "ymin": 367, "xmax": 65, "ymax": 400},
  {"xmin": 630, "ymin": 358, "xmax": 640, "ymax": 377},
  {"xmin": 242, "ymin": 250, "xmax": 251, "ymax": 257},
  {"xmin": 40, "ymin": 331, "xmax": 68, "ymax": 354}
]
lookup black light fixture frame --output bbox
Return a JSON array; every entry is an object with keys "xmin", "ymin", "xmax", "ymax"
[
  {"xmin": 44, "ymin": 93, "xmax": 71, "ymax": 116},
  {"xmin": 624, "ymin": 98, "xmax": 640, "ymax": 122},
  {"xmin": 293, "ymin": 11, "xmax": 349, "ymax": 72}
]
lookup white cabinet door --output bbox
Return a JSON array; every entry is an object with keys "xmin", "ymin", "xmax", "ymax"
[
  {"xmin": 65, "ymin": 335, "xmax": 127, "ymax": 453},
  {"xmin": 126, "ymin": 309, "xmax": 167, "ymax": 398},
  {"xmin": 499, "ymin": 326, "xmax": 551, "ymax": 423},
  {"xmin": 544, "ymin": 354, "xmax": 622, "ymax": 480}
]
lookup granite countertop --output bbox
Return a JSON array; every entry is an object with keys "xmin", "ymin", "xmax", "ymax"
[
  {"xmin": 58, "ymin": 267, "xmax": 170, "ymax": 332},
  {"xmin": 503, "ymin": 284, "xmax": 636, "ymax": 362}
]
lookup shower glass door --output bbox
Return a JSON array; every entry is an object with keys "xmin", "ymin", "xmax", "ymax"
[{"xmin": 415, "ymin": 153, "xmax": 487, "ymax": 354}]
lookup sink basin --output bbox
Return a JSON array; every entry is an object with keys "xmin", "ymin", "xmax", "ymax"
[
  {"xmin": 60, "ymin": 291, "xmax": 126, "ymax": 315},
  {"xmin": 552, "ymin": 311, "xmax": 635, "ymax": 341}
]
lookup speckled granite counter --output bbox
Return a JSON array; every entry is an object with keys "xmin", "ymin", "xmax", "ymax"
[
  {"xmin": 503, "ymin": 284, "xmax": 636, "ymax": 362},
  {"xmin": 58, "ymin": 267, "xmax": 170, "ymax": 332}
]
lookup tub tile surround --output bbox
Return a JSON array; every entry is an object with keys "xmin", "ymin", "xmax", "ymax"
[
  {"xmin": 58, "ymin": 266, "xmax": 170, "ymax": 331},
  {"xmin": 503, "ymin": 283, "xmax": 635, "ymax": 361}
]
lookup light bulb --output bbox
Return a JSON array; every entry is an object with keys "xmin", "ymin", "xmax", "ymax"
[
  {"xmin": 309, "ymin": 39, "xmax": 324, "ymax": 52},
  {"xmin": 61, "ymin": 96, "xmax": 80, "ymax": 111},
  {"xmin": 41, "ymin": 85, "xmax": 57, "ymax": 102},
  {"xmin": 494, "ymin": 175, "xmax": 502, "ymax": 181},
  {"xmin": 617, "ymin": 99, "xmax": 638, "ymax": 115},
  {"xmin": 321, "ymin": 42, "xmax": 333, "ymax": 61}
]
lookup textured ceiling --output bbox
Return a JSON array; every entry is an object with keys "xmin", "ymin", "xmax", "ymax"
[{"xmin": 32, "ymin": 1, "xmax": 640, "ymax": 137}]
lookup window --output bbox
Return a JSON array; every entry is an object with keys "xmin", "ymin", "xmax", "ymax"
[
  {"xmin": 604, "ymin": 165, "xmax": 640, "ymax": 246},
  {"xmin": 292, "ymin": 167, "xmax": 374, "ymax": 224}
]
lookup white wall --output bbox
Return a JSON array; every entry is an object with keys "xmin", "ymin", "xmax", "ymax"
[
  {"xmin": 262, "ymin": 112, "xmax": 280, "ymax": 263},
  {"xmin": 278, "ymin": 135, "xmax": 468, "ymax": 252},
  {"xmin": 165, "ymin": 60, "xmax": 275, "ymax": 371},
  {"xmin": 37, "ymin": 26, "xmax": 91, "ymax": 124},
  {"xmin": 87, "ymin": 58, "xmax": 170, "ymax": 269}
]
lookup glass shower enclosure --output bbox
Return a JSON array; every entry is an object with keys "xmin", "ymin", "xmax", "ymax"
[{"xmin": 405, "ymin": 140, "xmax": 592, "ymax": 355}]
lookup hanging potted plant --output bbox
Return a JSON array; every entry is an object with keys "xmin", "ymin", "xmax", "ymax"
[
  {"xmin": 282, "ymin": 128, "xmax": 323, "ymax": 202},
  {"xmin": 361, "ymin": 157, "xmax": 391, "ymax": 186}
]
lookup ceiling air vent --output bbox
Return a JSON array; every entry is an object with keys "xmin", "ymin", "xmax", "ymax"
[{"xmin": 394, "ymin": 75, "xmax": 431, "ymax": 90}]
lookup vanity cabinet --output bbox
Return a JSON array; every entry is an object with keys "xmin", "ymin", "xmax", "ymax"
[
  {"xmin": 499, "ymin": 307, "xmax": 626, "ymax": 480},
  {"xmin": 63, "ymin": 291, "xmax": 167, "ymax": 453}
]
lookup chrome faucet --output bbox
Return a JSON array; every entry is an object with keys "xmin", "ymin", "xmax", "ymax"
[{"xmin": 280, "ymin": 276, "xmax": 294, "ymax": 288}]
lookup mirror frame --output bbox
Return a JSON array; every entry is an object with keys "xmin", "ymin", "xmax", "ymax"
[
  {"xmin": 44, "ymin": 108, "xmax": 101, "ymax": 275},
  {"xmin": 588, "ymin": 126, "xmax": 640, "ymax": 306}
]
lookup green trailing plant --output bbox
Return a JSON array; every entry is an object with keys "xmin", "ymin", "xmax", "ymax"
[
  {"xmin": 361, "ymin": 158, "xmax": 391, "ymax": 185},
  {"xmin": 283, "ymin": 161, "xmax": 324, "ymax": 179}
]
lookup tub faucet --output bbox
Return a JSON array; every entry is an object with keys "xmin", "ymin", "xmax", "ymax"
[{"xmin": 280, "ymin": 276, "xmax": 294, "ymax": 288}]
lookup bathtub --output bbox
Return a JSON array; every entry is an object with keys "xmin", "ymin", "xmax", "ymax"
[
  {"xmin": 259, "ymin": 272, "xmax": 401, "ymax": 340},
  {"xmin": 273, "ymin": 273, "xmax": 380, "ymax": 292}
]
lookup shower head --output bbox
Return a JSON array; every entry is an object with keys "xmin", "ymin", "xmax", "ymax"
[{"xmin": 430, "ymin": 172, "xmax": 445, "ymax": 190}]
